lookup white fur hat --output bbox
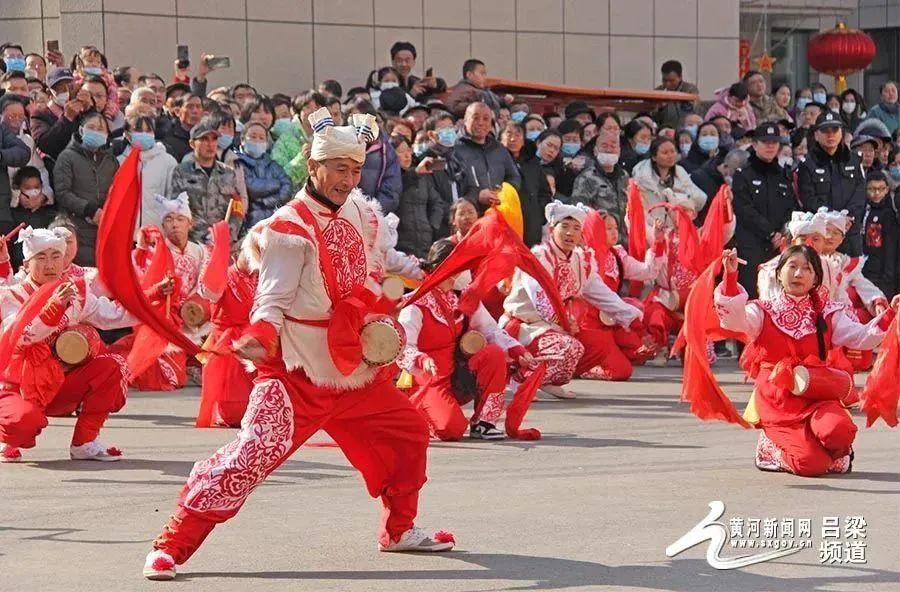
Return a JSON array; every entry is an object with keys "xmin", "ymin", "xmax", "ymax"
[
  {"xmin": 18, "ymin": 226, "xmax": 69, "ymax": 261},
  {"xmin": 307, "ymin": 107, "xmax": 378, "ymax": 164},
  {"xmin": 545, "ymin": 200, "xmax": 588, "ymax": 226},
  {"xmin": 156, "ymin": 192, "xmax": 192, "ymax": 220},
  {"xmin": 787, "ymin": 210, "xmax": 826, "ymax": 238}
]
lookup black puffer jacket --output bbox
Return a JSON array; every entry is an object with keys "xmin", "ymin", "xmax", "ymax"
[{"xmin": 395, "ymin": 169, "xmax": 444, "ymax": 259}]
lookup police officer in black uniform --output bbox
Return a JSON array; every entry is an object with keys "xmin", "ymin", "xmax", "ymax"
[
  {"xmin": 797, "ymin": 110, "xmax": 866, "ymax": 256},
  {"xmin": 732, "ymin": 123, "xmax": 796, "ymax": 297}
]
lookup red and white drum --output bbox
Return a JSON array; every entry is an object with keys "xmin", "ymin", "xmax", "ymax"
[
  {"xmin": 381, "ymin": 276, "xmax": 406, "ymax": 301},
  {"xmin": 180, "ymin": 294, "xmax": 211, "ymax": 328},
  {"xmin": 459, "ymin": 330, "xmax": 486, "ymax": 356},
  {"xmin": 791, "ymin": 366, "xmax": 853, "ymax": 400},
  {"xmin": 360, "ymin": 315, "xmax": 406, "ymax": 367}
]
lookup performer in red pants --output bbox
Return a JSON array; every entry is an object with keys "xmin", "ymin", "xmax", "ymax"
[
  {"xmin": 715, "ymin": 246, "xmax": 887, "ymax": 476},
  {"xmin": 0, "ymin": 227, "xmax": 138, "ymax": 462},
  {"xmin": 501, "ymin": 201, "xmax": 642, "ymax": 398},
  {"xmin": 398, "ymin": 239, "xmax": 537, "ymax": 441},
  {"xmin": 144, "ymin": 108, "xmax": 453, "ymax": 581}
]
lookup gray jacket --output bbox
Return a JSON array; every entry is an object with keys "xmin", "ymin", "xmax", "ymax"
[
  {"xmin": 571, "ymin": 161, "xmax": 630, "ymax": 243},
  {"xmin": 453, "ymin": 134, "xmax": 521, "ymax": 214},
  {"xmin": 0, "ymin": 126, "xmax": 32, "ymax": 227},
  {"xmin": 54, "ymin": 140, "xmax": 120, "ymax": 265}
]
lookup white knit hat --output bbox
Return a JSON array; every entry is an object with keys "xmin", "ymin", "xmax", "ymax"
[
  {"xmin": 545, "ymin": 200, "xmax": 588, "ymax": 226},
  {"xmin": 787, "ymin": 210, "xmax": 826, "ymax": 238},
  {"xmin": 156, "ymin": 192, "xmax": 192, "ymax": 220},
  {"xmin": 18, "ymin": 226, "xmax": 69, "ymax": 261},
  {"xmin": 307, "ymin": 107, "xmax": 378, "ymax": 164}
]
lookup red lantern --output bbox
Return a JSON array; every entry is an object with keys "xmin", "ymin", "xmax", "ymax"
[{"xmin": 807, "ymin": 22, "xmax": 876, "ymax": 92}]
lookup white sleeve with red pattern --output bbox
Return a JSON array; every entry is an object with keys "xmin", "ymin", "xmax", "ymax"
[
  {"xmin": 470, "ymin": 303, "xmax": 519, "ymax": 352},
  {"xmin": 713, "ymin": 283, "xmax": 763, "ymax": 340},
  {"xmin": 829, "ymin": 308, "xmax": 886, "ymax": 350},
  {"xmin": 396, "ymin": 304, "xmax": 425, "ymax": 372},
  {"xmin": 582, "ymin": 269, "xmax": 641, "ymax": 326}
]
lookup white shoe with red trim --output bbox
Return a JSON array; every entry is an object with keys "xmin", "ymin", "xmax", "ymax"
[
  {"xmin": 70, "ymin": 440, "xmax": 123, "ymax": 461},
  {"xmin": 379, "ymin": 527, "xmax": 456, "ymax": 552},
  {"xmin": 143, "ymin": 550, "xmax": 176, "ymax": 581}
]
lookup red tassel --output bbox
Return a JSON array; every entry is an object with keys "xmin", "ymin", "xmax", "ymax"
[{"xmin": 433, "ymin": 530, "xmax": 455, "ymax": 544}]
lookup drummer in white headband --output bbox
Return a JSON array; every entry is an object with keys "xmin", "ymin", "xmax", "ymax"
[
  {"xmin": 757, "ymin": 209, "xmax": 828, "ymax": 301},
  {"xmin": 114, "ymin": 192, "xmax": 209, "ymax": 391},
  {"xmin": 0, "ymin": 226, "xmax": 137, "ymax": 464},
  {"xmin": 500, "ymin": 200, "xmax": 642, "ymax": 399},
  {"xmin": 144, "ymin": 106, "xmax": 454, "ymax": 582}
]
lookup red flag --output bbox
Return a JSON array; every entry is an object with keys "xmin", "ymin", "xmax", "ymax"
[
  {"xmin": 95, "ymin": 148, "xmax": 200, "ymax": 357},
  {"xmin": 861, "ymin": 314, "xmax": 900, "ymax": 427},
  {"xmin": 581, "ymin": 209, "xmax": 610, "ymax": 271},
  {"xmin": 200, "ymin": 221, "xmax": 232, "ymax": 298},
  {"xmin": 626, "ymin": 179, "xmax": 647, "ymax": 298},
  {"xmin": 697, "ymin": 184, "xmax": 731, "ymax": 271},
  {"xmin": 679, "ymin": 259, "xmax": 751, "ymax": 428},
  {"xmin": 403, "ymin": 211, "xmax": 571, "ymax": 332}
]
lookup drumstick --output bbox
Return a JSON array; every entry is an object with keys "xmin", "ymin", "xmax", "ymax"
[
  {"xmin": 737, "ymin": 258, "xmax": 748, "ymax": 265},
  {"xmin": 532, "ymin": 355, "xmax": 565, "ymax": 362},
  {"xmin": 224, "ymin": 199, "xmax": 234, "ymax": 223},
  {"xmin": 4, "ymin": 222, "xmax": 25, "ymax": 241}
]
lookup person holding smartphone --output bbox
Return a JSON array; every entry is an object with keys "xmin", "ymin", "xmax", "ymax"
[{"xmin": 390, "ymin": 41, "xmax": 446, "ymax": 102}]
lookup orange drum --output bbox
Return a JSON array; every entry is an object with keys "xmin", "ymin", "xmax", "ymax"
[
  {"xmin": 180, "ymin": 295, "xmax": 211, "ymax": 328},
  {"xmin": 792, "ymin": 366, "xmax": 853, "ymax": 400},
  {"xmin": 54, "ymin": 328, "xmax": 92, "ymax": 365},
  {"xmin": 360, "ymin": 315, "xmax": 406, "ymax": 367},
  {"xmin": 459, "ymin": 330, "xmax": 486, "ymax": 356}
]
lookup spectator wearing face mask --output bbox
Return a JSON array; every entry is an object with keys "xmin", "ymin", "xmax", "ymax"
[
  {"xmin": 500, "ymin": 121, "xmax": 552, "ymax": 247},
  {"xmin": 272, "ymin": 90, "xmax": 326, "ymax": 187},
  {"xmin": 861, "ymin": 170, "xmax": 900, "ymax": 299},
  {"xmin": 0, "ymin": 97, "xmax": 30, "ymax": 237},
  {"xmin": 680, "ymin": 121, "xmax": 722, "ymax": 174},
  {"xmin": 70, "ymin": 46, "xmax": 122, "ymax": 130},
  {"xmin": 571, "ymin": 130, "xmax": 629, "ymax": 243},
  {"xmin": 119, "ymin": 114, "xmax": 177, "ymax": 230},
  {"xmin": 455, "ymin": 101, "xmax": 521, "ymax": 214},
  {"xmin": 885, "ymin": 147, "xmax": 900, "ymax": 192},
  {"xmin": 621, "ymin": 119, "xmax": 652, "ymax": 173},
  {"xmin": 810, "ymin": 82, "xmax": 829, "ymax": 108},
  {"xmin": 704, "ymin": 82, "xmax": 756, "ymax": 130},
  {"xmin": 10, "ymin": 167, "xmax": 56, "ymax": 254},
  {"xmin": 0, "ymin": 43, "xmax": 26, "ymax": 75},
  {"xmin": 839, "ymin": 89, "xmax": 866, "ymax": 133},
  {"xmin": 790, "ymin": 87, "xmax": 813, "ymax": 122},
  {"xmin": 551, "ymin": 118, "xmax": 586, "ymax": 198},
  {"xmin": 1, "ymin": 94, "xmax": 53, "ymax": 202},
  {"xmin": 54, "ymin": 111, "xmax": 119, "ymax": 264},
  {"xmin": 867, "ymin": 81, "xmax": 900, "ymax": 135},
  {"xmin": 236, "ymin": 122, "xmax": 292, "ymax": 230}
]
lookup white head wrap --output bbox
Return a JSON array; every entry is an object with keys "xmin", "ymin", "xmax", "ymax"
[
  {"xmin": 307, "ymin": 107, "xmax": 378, "ymax": 164},
  {"xmin": 156, "ymin": 192, "xmax": 192, "ymax": 220},
  {"xmin": 18, "ymin": 226, "xmax": 69, "ymax": 261},
  {"xmin": 823, "ymin": 209, "xmax": 852, "ymax": 233},
  {"xmin": 545, "ymin": 200, "xmax": 588, "ymax": 226},
  {"xmin": 787, "ymin": 210, "xmax": 826, "ymax": 238}
]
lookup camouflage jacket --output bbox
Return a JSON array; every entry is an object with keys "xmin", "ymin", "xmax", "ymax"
[
  {"xmin": 170, "ymin": 159, "xmax": 245, "ymax": 242},
  {"xmin": 570, "ymin": 162, "xmax": 630, "ymax": 244}
]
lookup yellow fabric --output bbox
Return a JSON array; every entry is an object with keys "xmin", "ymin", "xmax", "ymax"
[
  {"xmin": 396, "ymin": 370, "xmax": 414, "ymax": 389},
  {"xmin": 742, "ymin": 390, "xmax": 760, "ymax": 425},
  {"xmin": 490, "ymin": 182, "xmax": 524, "ymax": 238}
]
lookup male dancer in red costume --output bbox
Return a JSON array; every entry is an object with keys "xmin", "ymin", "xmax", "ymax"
[
  {"xmin": 143, "ymin": 108, "xmax": 453, "ymax": 581},
  {"xmin": 0, "ymin": 227, "xmax": 136, "ymax": 462}
]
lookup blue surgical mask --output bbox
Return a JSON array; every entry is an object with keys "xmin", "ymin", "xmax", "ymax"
[
  {"xmin": 697, "ymin": 136, "xmax": 719, "ymax": 153},
  {"xmin": 4, "ymin": 57, "xmax": 25, "ymax": 72},
  {"xmin": 81, "ymin": 128, "xmax": 107, "ymax": 149},
  {"xmin": 796, "ymin": 97, "xmax": 811, "ymax": 111},
  {"xmin": 272, "ymin": 117, "xmax": 293, "ymax": 138},
  {"xmin": 380, "ymin": 81, "xmax": 399, "ymax": 90},
  {"xmin": 684, "ymin": 124, "xmax": 698, "ymax": 139},
  {"xmin": 217, "ymin": 133, "xmax": 234, "ymax": 150},
  {"xmin": 890, "ymin": 166, "xmax": 900, "ymax": 180},
  {"xmin": 243, "ymin": 140, "xmax": 267, "ymax": 158},
  {"xmin": 510, "ymin": 111, "xmax": 527, "ymax": 123},
  {"xmin": 413, "ymin": 143, "xmax": 428, "ymax": 158},
  {"xmin": 83, "ymin": 66, "xmax": 103, "ymax": 76},
  {"xmin": 679, "ymin": 143, "xmax": 692, "ymax": 157},
  {"xmin": 561, "ymin": 142, "xmax": 581, "ymax": 157},
  {"xmin": 235, "ymin": 121, "xmax": 245, "ymax": 134},
  {"xmin": 131, "ymin": 131, "xmax": 155, "ymax": 150},
  {"xmin": 634, "ymin": 141, "xmax": 650, "ymax": 155},
  {"xmin": 436, "ymin": 127, "xmax": 457, "ymax": 147},
  {"xmin": 525, "ymin": 130, "xmax": 541, "ymax": 142},
  {"xmin": 813, "ymin": 92, "xmax": 827, "ymax": 104}
]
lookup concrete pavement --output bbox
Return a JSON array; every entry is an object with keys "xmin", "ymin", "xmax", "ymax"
[{"xmin": 0, "ymin": 360, "xmax": 897, "ymax": 591}]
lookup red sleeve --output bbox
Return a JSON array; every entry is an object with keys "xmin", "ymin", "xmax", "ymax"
[{"xmin": 721, "ymin": 269, "xmax": 740, "ymax": 297}]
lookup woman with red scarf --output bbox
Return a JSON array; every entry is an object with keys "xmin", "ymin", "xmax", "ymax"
[
  {"xmin": 398, "ymin": 239, "xmax": 537, "ymax": 440},
  {"xmin": 715, "ymin": 245, "xmax": 887, "ymax": 476}
]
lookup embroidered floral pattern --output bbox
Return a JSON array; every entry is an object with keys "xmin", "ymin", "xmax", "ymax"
[
  {"xmin": 476, "ymin": 391, "xmax": 505, "ymax": 423},
  {"xmin": 758, "ymin": 293, "xmax": 819, "ymax": 339},
  {"xmin": 322, "ymin": 218, "xmax": 367, "ymax": 299},
  {"xmin": 530, "ymin": 331, "xmax": 583, "ymax": 386},
  {"xmin": 755, "ymin": 431, "xmax": 789, "ymax": 472},
  {"xmin": 184, "ymin": 379, "xmax": 294, "ymax": 513},
  {"xmin": 420, "ymin": 291, "xmax": 460, "ymax": 327}
]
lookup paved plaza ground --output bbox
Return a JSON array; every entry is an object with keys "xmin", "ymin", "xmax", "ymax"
[{"xmin": 1, "ymin": 360, "xmax": 897, "ymax": 591}]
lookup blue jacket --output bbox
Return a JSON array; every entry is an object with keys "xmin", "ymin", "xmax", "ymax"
[
  {"xmin": 866, "ymin": 102, "xmax": 900, "ymax": 135},
  {"xmin": 236, "ymin": 150, "xmax": 293, "ymax": 229},
  {"xmin": 359, "ymin": 131, "xmax": 401, "ymax": 213}
]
